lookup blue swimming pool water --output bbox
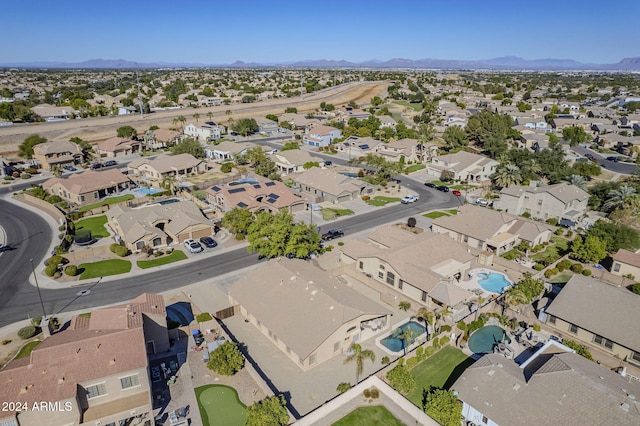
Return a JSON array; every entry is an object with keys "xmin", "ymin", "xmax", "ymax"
[
  {"xmin": 136, "ymin": 187, "xmax": 161, "ymax": 195},
  {"xmin": 468, "ymin": 325, "xmax": 511, "ymax": 354},
  {"xmin": 380, "ymin": 321, "xmax": 426, "ymax": 353},
  {"xmin": 158, "ymin": 198, "xmax": 180, "ymax": 205},
  {"xmin": 340, "ymin": 172, "xmax": 359, "ymax": 178},
  {"xmin": 477, "ymin": 272, "xmax": 511, "ymax": 293}
]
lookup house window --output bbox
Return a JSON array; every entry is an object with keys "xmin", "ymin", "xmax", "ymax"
[
  {"xmin": 334, "ymin": 342, "xmax": 340, "ymax": 353},
  {"xmin": 421, "ymin": 291, "xmax": 427, "ymax": 302},
  {"xmin": 379, "ymin": 264, "xmax": 385, "ymax": 270},
  {"xmin": 477, "ymin": 241, "xmax": 483, "ymax": 249},
  {"xmin": 386, "ymin": 272, "xmax": 395, "ymax": 286},
  {"xmin": 463, "ymin": 235, "xmax": 468, "ymax": 243},
  {"xmin": 309, "ymin": 353, "xmax": 317, "ymax": 365},
  {"xmin": 152, "ymin": 237, "xmax": 162, "ymax": 247},
  {"xmin": 378, "ymin": 271, "xmax": 384, "ymax": 279},
  {"xmin": 359, "ymin": 261, "xmax": 363, "ymax": 270},
  {"xmin": 398, "ymin": 279, "xmax": 404, "ymax": 290},
  {"xmin": 632, "ymin": 351, "xmax": 640, "ymax": 363},
  {"xmin": 86, "ymin": 383, "xmax": 107, "ymax": 399},
  {"xmin": 79, "ymin": 195, "xmax": 85, "ymax": 202},
  {"xmin": 569, "ymin": 324, "xmax": 578, "ymax": 334},
  {"xmin": 482, "ymin": 416, "xmax": 488, "ymax": 424},
  {"xmin": 613, "ymin": 263, "xmax": 621, "ymax": 272},
  {"xmin": 120, "ymin": 374, "xmax": 140, "ymax": 389},
  {"xmin": 548, "ymin": 315, "xmax": 556, "ymax": 325},
  {"xmin": 593, "ymin": 335, "xmax": 614, "ymax": 350},
  {"xmin": 538, "ymin": 200, "xmax": 543, "ymax": 205}
]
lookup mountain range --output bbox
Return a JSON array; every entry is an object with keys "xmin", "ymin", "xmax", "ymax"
[{"xmin": 2, "ymin": 56, "xmax": 640, "ymax": 70}]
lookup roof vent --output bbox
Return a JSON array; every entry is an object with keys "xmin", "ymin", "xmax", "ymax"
[
  {"xmin": 58, "ymin": 377, "xmax": 65, "ymax": 384},
  {"xmin": 487, "ymin": 369, "xmax": 495, "ymax": 376},
  {"xmin": 620, "ymin": 402, "xmax": 630, "ymax": 412},
  {"xmin": 329, "ymin": 306, "xmax": 334, "ymax": 310},
  {"xmin": 513, "ymin": 383, "xmax": 521, "ymax": 391},
  {"xmin": 628, "ymin": 394, "xmax": 636, "ymax": 400},
  {"xmin": 109, "ymin": 358, "xmax": 116, "ymax": 365}
]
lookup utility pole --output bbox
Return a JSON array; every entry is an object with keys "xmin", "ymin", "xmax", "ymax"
[
  {"xmin": 30, "ymin": 258, "xmax": 47, "ymax": 318},
  {"xmin": 136, "ymin": 64, "xmax": 144, "ymax": 117}
]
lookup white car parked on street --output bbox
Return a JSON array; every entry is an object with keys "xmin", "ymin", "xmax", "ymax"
[{"xmin": 401, "ymin": 195, "xmax": 419, "ymax": 204}]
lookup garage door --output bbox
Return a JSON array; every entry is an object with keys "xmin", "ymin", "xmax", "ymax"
[{"xmin": 191, "ymin": 228, "xmax": 212, "ymax": 240}]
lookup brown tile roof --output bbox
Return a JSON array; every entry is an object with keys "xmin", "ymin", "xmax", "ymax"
[
  {"xmin": 500, "ymin": 183, "xmax": 589, "ymax": 204},
  {"xmin": 293, "ymin": 168, "xmax": 368, "ymax": 197},
  {"xmin": 205, "ymin": 179, "xmax": 303, "ymax": 211},
  {"xmin": 612, "ymin": 249, "xmax": 640, "ymax": 268},
  {"xmin": 152, "ymin": 128, "xmax": 180, "ymax": 143},
  {"xmin": 33, "ymin": 140, "xmax": 83, "ymax": 156},
  {"xmin": 96, "ymin": 137, "xmax": 137, "ymax": 153},
  {"xmin": 42, "ymin": 169, "xmax": 131, "ymax": 196}
]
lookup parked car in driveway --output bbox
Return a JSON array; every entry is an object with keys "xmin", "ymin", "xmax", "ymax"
[
  {"xmin": 199, "ymin": 236, "xmax": 218, "ymax": 248},
  {"xmin": 90, "ymin": 163, "xmax": 102, "ymax": 170},
  {"xmin": 437, "ymin": 185, "xmax": 450, "ymax": 192},
  {"xmin": 183, "ymin": 239, "xmax": 203, "ymax": 253},
  {"xmin": 103, "ymin": 160, "xmax": 117, "ymax": 167},
  {"xmin": 401, "ymin": 195, "xmax": 419, "ymax": 204},
  {"xmin": 452, "ymin": 190, "xmax": 462, "ymax": 196},
  {"xmin": 63, "ymin": 165, "xmax": 76, "ymax": 171},
  {"xmin": 476, "ymin": 198, "xmax": 489, "ymax": 206},
  {"xmin": 424, "ymin": 182, "xmax": 437, "ymax": 188},
  {"xmin": 322, "ymin": 229, "xmax": 344, "ymax": 240}
]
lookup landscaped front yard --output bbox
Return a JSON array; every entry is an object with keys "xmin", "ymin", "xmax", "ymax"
[
  {"xmin": 404, "ymin": 164, "xmax": 426, "ymax": 173},
  {"xmin": 15, "ymin": 340, "xmax": 41, "ymax": 359},
  {"xmin": 423, "ymin": 210, "xmax": 457, "ymax": 219},
  {"xmin": 137, "ymin": 250, "xmax": 188, "ymax": 269},
  {"xmin": 321, "ymin": 208, "xmax": 355, "ymax": 220},
  {"xmin": 79, "ymin": 194, "xmax": 134, "ymax": 212},
  {"xmin": 78, "ymin": 259, "xmax": 132, "ymax": 279},
  {"xmin": 332, "ymin": 405, "xmax": 404, "ymax": 426},
  {"xmin": 74, "ymin": 215, "xmax": 110, "ymax": 238},
  {"xmin": 366, "ymin": 196, "xmax": 401, "ymax": 206},
  {"xmin": 406, "ymin": 346, "xmax": 473, "ymax": 408}
]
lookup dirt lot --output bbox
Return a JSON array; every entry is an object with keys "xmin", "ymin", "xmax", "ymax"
[{"xmin": 0, "ymin": 81, "xmax": 388, "ymax": 158}]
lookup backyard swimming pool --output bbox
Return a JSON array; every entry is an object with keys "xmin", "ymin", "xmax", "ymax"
[
  {"xmin": 135, "ymin": 187, "xmax": 162, "ymax": 195},
  {"xmin": 379, "ymin": 321, "xmax": 426, "ymax": 354},
  {"xmin": 467, "ymin": 325, "xmax": 511, "ymax": 354},
  {"xmin": 477, "ymin": 272, "xmax": 511, "ymax": 293},
  {"xmin": 339, "ymin": 172, "xmax": 359, "ymax": 178}
]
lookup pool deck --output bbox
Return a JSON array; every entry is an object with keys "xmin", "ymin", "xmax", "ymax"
[{"xmin": 454, "ymin": 268, "xmax": 512, "ymax": 299}]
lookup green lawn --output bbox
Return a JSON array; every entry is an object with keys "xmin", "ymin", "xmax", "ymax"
[
  {"xmin": 549, "ymin": 271, "xmax": 573, "ymax": 284},
  {"xmin": 393, "ymin": 101, "xmax": 423, "ymax": 111},
  {"xmin": 550, "ymin": 236, "xmax": 570, "ymax": 251},
  {"xmin": 321, "ymin": 208, "xmax": 355, "ymax": 220},
  {"xmin": 74, "ymin": 215, "xmax": 110, "ymax": 238},
  {"xmin": 15, "ymin": 340, "xmax": 41, "ymax": 359},
  {"xmin": 332, "ymin": 405, "xmax": 404, "ymax": 426},
  {"xmin": 137, "ymin": 250, "xmax": 188, "ymax": 269},
  {"xmin": 79, "ymin": 194, "xmax": 134, "ymax": 212},
  {"xmin": 196, "ymin": 385, "xmax": 246, "ymax": 426},
  {"xmin": 532, "ymin": 237, "xmax": 570, "ymax": 264},
  {"xmin": 406, "ymin": 346, "xmax": 474, "ymax": 408},
  {"xmin": 366, "ymin": 196, "xmax": 401, "ymax": 206},
  {"xmin": 446, "ymin": 209, "xmax": 458, "ymax": 215},
  {"xmin": 404, "ymin": 164, "xmax": 426, "ymax": 173},
  {"xmin": 423, "ymin": 211, "xmax": 450, "ymax": 219},
  {"xmin": 78, "ymin": 259, "xmax": 132, "ymax": 279}
]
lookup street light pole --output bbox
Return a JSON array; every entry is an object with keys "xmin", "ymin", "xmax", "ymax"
[{"xmin": 30, "ymin": 258, "xmax": 47, "ymax": 319}]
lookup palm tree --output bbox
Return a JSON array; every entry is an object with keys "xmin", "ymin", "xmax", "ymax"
[
  {"xmin": 603, "ymin": 184, "xmax": 637, "ymax": 211},
  {"xmin": 415, "ymin": 307, "xmax": 431, "ymax": 324},
  {"xmin": 501, "ymin": 289, "xmax": 528, "ymax": 315},
  {"xmin": 207, "ymin": 111, "xmax": 214, "ymax": 123},
  {"xmin": 473, "ymin": 295, "xmax": 486, "ymax": 320},
  {"xmin": 161, "ymin": 174, "xmax": 179, "ymax": 195},
  {"xmin": 177, "ymin": 115, "xmax": 186, "ymax": 131},
  {"xmin": 566, "ymin": 174, "xmax": 587, "ymax": 191},
  {"xmin": 393, "ymin": 327, "xmax": 418, "ymax": 355},
  {"xmin": 343, "ymin": 343, "xmax": 375, "ymax": 384},
  {"xmin": 493, "ymin": 163, "xmax": 522, "ymax": 187},
  {"xmin": 51, "ymin": 165, "xmax": 62, "ymax": 178},
  {"xmin": 193, "ymin": 113, "xmax": 200, "ymax": 122}
]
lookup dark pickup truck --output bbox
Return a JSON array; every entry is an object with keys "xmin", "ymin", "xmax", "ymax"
[{"xmin": 322, "ymin": 230, "xmax": 344, "ymax": 240}]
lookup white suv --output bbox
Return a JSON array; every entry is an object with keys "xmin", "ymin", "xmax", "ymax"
[
  {"xmin": 183, "ymin": 239, "xmax": 203, "ymax": 253},
  {"xmin": 401, "ymin": 195, "xmax": 419, "ymax": 204}
]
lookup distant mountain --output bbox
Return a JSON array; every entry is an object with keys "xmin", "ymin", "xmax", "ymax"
[{"xmin": 1, "ymin": 56, "xmax": 640, "ymax": 70}]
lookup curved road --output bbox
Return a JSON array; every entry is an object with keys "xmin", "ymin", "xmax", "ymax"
[{"xmin": 0, "ymin": 187, "xmax": 457, "ymax": 328}]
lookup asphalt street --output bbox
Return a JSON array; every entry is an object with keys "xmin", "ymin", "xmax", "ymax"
[{"xmin": 571, "ymin": 145, "xmax": 637, "ymax": 174}]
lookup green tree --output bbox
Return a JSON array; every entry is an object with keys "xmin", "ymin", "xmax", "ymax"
[
  {"xmin": 570, "ymin": 235, "xmax": 608, "ymax": 263},
  {"xmin": 513, "ymin": 273, "xmax": 544, "ymax": 302},
  {"xmin": 246, "ymin": 395, "xmax": 289, "ymax": 426},
  {"xmin": 493, "ymin": 163, "xmax": 522, "ymax": 187},
  {"xmin": 371, "ymin": 96, "xmax": 383, "ymax": 107},
  {"xmin": 265, "ymin": 114, "xmax": 278, "ymax": 123},
  {"xmin": 284, "ymin": 107, "xmax": 297, "ymax": 113},
  {"xmin": 247, "ymin": 211, "xmax": 321, "ymax": 259},
  {"xmin": 116, "ymin": 125, "xmax": 138, "ymax": 139},
  {"xmin": 393, "ymin": 326, "xmax": 418, "ymax": 355},
  {"xmin": 222, "ymin": 208, "xmax": 254, "ymax": 235},
  {"xmin": 562, "ymin": 126, "xmax": 590, "ymax": 146},
  {"xmin": 281, "ymin": 141, "xmax": 299, "ymax": 151},
  {"xmin": 562, "ymin": 339, "xmax": 594, "ymax": 360},
  {"xmin": 572, "ymin": 161, "xmax": 601, "ymax": 178},
  {"xmin": 516, "ymin": 101, "xmax": 532, "ymax": 112},
  {"xmin": 566, "ymin": 174, "xmax": 587, "ymax": 191},
  {"xmin": 386, "ymin": 365, "xmax": 416, "ymax": 394},
  {"xmin": 603, "ymin": 184, "xmax": 637, "ymax": 211},
  {"xmin": 442, "ymin": 126, "xmax": 468, "ymax": 151},
  {"xmin": 193, "ymin": 113, "xmax": 200, "ymax": 122},
  {"xmin": 231, "ymin": 118, "xmax": 259, "ymax": 136},
  {"xmin": 398, "ymin": 301, "xmax": 411, "ymax": 311},
  {"xmin": 343, "ymin": 343, "xmax": 375, "ymax": 383},
  {"xmin": 160, "ymin": 174, "xmax": 179, "ymax": 195},
  {"xmin": 303, "ymin": 161, "xmax": 320, "ymax": 169},
  {"xmin": 336, "ymin": 383, "xmax": 352, "ymax": 394},
  {"xmin": 424, "ymin": 389, "xmax": 462, "ymax": 426},
  {"xmin": 585, "ymin": 220, "xmax": 640, "ymax": 253},
  {"xmin": 172, "ymin": 137, "xmax": 204, "ymax": 158},
  {"xmin": 206, "ymin": 341, "xmax": 244, "ymax": 375},
  {"xmin": 18, "ymin": 134, "xmax": 47, "ymax": 159}
]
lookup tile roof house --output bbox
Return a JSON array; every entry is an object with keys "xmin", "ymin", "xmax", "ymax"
[
  {"xmin": 32, "ymin": 140, "xmax": 84, "ymax": 170},
  {"xmin": 142, "ymin": 128, "xmax": 181, "ymax": 150},
  {"xmin": 610, "ymin": 249, "xmax": 640, "ymax": 277},
  {"xmin": 277, "ymin": 112, "xmax": 320, "ymax": 130},
  {"xmin": 303, "ymin": 124, "xmax": 341, "ymax": 147},
  {"xmin": 544, "ymin": 274, "xmax": 640, "ymax": 365},
  {"xmin": 497, "ymin": 182, "xmax": 589, "ymax": 223},
  {"xmin": 93, "ymin": 137, "xmax": 142, "ymax": 158},
  {"xmin": 107, "ymin": 200, "xmax": 214, "ymax": 251},
  {"xmin": 204, "ymin": 141, "xmax": 256, "ymax": 162},
  {"xmin": 376, "ymin": 138, "xmax": 438, "ymax": 163},
  {"xmin": 255, "ymin": 117, "xmax": 279, "ymax": 135},
  {"xmin": 432, "ymin": 204, "xmax": 555, "ymax": 255},
  {"xmin": 32, "ymin": 103, "xmax": 77, "ymax": 121},
  {"xmin": 427, "ymin": 151, "xmax": 499, "ymax": 183},
  {"xmin": 42, "ymin": 169, "xmax": 132, "ymax": 206},
  {"xmin": 335, "ymin": 136, "xmax": 382, "ymax": 157},
  {"xmin": 453, "ymin": 341, "xmax": 640, "ymax": 426},
  {"xmin": 0, "ymin": 293, "xmax": 168, "ymax": 426},
  {"xmin": 127, "ymin": 153, "xmax": 206, "ymax": 182},
  {"xmin": 378, "ymin": 115, "xmax": 397, "ymax": 128},
  {"xmin": 269, "ymin": 150, "xmax": 322, "ymax": 175},
  {"xmin": 205, "ymin": 178, "xmax": 305, "ymax": 214},
  {"xmin": 340, "ymin": 226, "xmax": 475, "ymax": 310},
  {"xmin": 229, "ymin": 259, "xmax": 391, "ymax": 370},
  {"xmin": 291, "ymin": 167, "xmax": 374, "ymax": 204},
  {"xmin": 184, "ymin": 122, "xmax": 223, "ymax": 142}
]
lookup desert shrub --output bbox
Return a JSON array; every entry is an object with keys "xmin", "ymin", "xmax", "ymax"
[
  {"xmin": 398, "ymin": 357, "xmax": 404, "ymax": 366},
  {"xmin": 153, "ymin": 251, "xmax": 162, "ymax": 257},
  {"xmin": 546, "ymin": 217, "xmax": 559, "ymax": 226},
  {"xmin": 561, "ymin": 259, "xmax": 573, "ymax": 269},
  {"xmin": 18, "ymin": 326, "xmax": 37, "ymax": 339},
  {"xmin": 114, "ymin": 245, "xmax": 128, "ymax": 257},
  {"xmin": 554, "ymin": 228, "xmax": 564, "ymax": 235},
  {"xmin": 416, "ymin": 346, "xmax": 424, "ymax": 360},
  {"xmin": 533, "ymin": 324, "xmax": 541, "ymax": 332},
  {"xmin": 544, "ymin": 268, "xmax": 555, "ymax": 279},
  {"xmin": 58, "ymin": 225, "xmax": 66, "ymax": 232},
  {"xmin": 361, "ymin": 195, "xmax": 370, "ymax": 201},
  {"xmin": 381, "ymin": 356, "xmax": 390, "ymax": 365},
  {"xmin": 563, "ymin": 339, "xmax": 594, "ymax": 360},
  {"xmin": 45, "ymin": 263, "xmax": 58, "ymax": 277},
  {"xmin": 337, "ymin": 241, "xmax": 344, "ymax": 246},
  {"xmin": 440, "ymin": 325, "xmax": 452, "ymax": 333},
  {"xmin": 533, "ymin": 263, "xmax": 545, "ymax": 271},
  {"xmin": 196, "ymin": 312, "xmax": 213, "ymax": 323},
  {"xmin": 369, "ymin": 388, "xmax": 379, "ymax": 399},
  {"xmin": 582, "ymin": 269, "xmax": 592, "ymax": 276},
  {"xmin": 556, "ymin": 262, "xmax": 566, "ymax": 272},
  {"xmin": 109, "ymin": 243, "xmax": 119, "ymax": 253},
  {"xmin": 566, "ymin": 230, "xmax": 573, "ymax": 238},
  {"xmin": 424, "ymin": 346, "xmax": 435, "ymax": 357},
  {"xmin": 221, "ymin": 162, "xmax": 233, "ymax": 173},
  {"xmin": 363, "ymin": 388, "xmax": 371, "ymax": 398},
  {"xmin": 47, "ymin": 255, "xmax": 65, "ymax": 266},
  {"xmin": 456, "ymin": 320, "xmax": 467, "ymax": 331},
  {"xmin": 386, "ymin": 365, "xmax": 415, "ymax": 394},
  {"xmin": 432, "ymin": 337, "xmax": 440, "ymax": 350},
  {"xmin": 3, "ymin": 175, "xmax": 13, "ymax": 181},
  {"xmin": 235, "ymin": 233, "xmax": 246, "ymax": 240},
  {"xmin": 440, "ymin": 336, "xmax": 450, "ymax": 346},
  {"xmin": 571, "ymin": 263, "xmax": 584, "ymax": 273},
  {"xmin": 20, "ymin": 172, "xmax": 31, "ymax": 179},
  {"xmin": 53, "ymin": 271, "xmax": 62, "ymax": 279},
  {"xmin": 64, "ymin": 265, "xmax": 78, "ymax": 276},
  {"xmin": 406, "ymin": 357, "xmax": 418, "ymax": 368},
  {"xmin": 1, "ymin": 340, "xmax": 11, "ymax": 345}
]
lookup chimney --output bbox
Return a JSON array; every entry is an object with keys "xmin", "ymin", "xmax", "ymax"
[{"xmin": 40, "ymin": 316, "xmax": 54, "ymax": 339}]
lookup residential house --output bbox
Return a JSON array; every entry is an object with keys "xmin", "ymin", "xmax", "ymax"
[
  {"xmin": 339, "ymin": 108, "xmax": 371, "ymax": 123},
  {"xmin": 42, "ymin": 169, "xmax": 132, "ymax": 206},
  {"xmin": 31, "ymin": 103, "xmax": 77, "ymax": 121},
  {"xmin": 303, "ymin": 125, "xmax": 341, "ymax": 147},
  {"xmin": 340, "ymin": 226, "xmax": 475, "ymax": 310},
  {"xmin": 519, "ymin": 133, "xmax": 549, "ymax": 151},
  {"xmin": 432, "ymin": 204, "xmax": 555, "ymax": 255},
  {"xmin": 497, "ymin": 182, "xmax": 589, "ymax": 223},
  {"xmin": 335, "ymin": 136, "xmax": 382, "ymax": 158},
  {"xmin": 94, "ymin": 137, "xmax": 142, "ymax": 158},
  {"xmin": 142, "ymin": 128, "xmax": 181, "ymax": 150},
  {"xmin": 107, "ymin": 200, "xmax": 214, "ymax": 251},
  {"xmin": 204, "ymin": 141, "xmax": 256, "ymax": 162},
  {"xmin": 378, "ymin": 115, "xmax": 397, "ymax": 128},
  {"xmin": 377, "ymin": 138, "xmax": 437, "ymax": 163},
  {"xmin": 0, "ymin": 293, "xmax": 169, "ymax": 426},
  {"xmin": 453, "ymin": 341, "xmax": 640, "ymax": 426},
  {"xmin": 544, "ymin": 274, "xmax": 640, "ymax": 366},
  {"xmin": 291, "ymin": 167, "xmax": 374, "ymax": 203},
  {"xmin": 228, "ymin": 259, "xmax": 391, "ymax": 371},
  {"xmin": 127, "ymin": 153, "xmax": 206, "ymax": 183},
  {"xmin": 443, "ymin": 113, "xmax": 467, "ymax": 128},
  {"xmin": 427, "ymin": 151, "xmax": 499, "ymax": 183},
  {"xmin": 255, "ymin": 117, "xmax": 279, "ymax": 135},
  {"xmin": 277, "ymin": 113, "xmax": 320, "ymax": 130},
  {"xmin": 269, "ymin": 150, "xmax": 322, "ymax": 175},
  {"xmin": 184, "ymin": 122, "xmax": 223, "ymax": 142},
  {"xmin": 515, "ymin": 117, "xmax": 549, "ymax": 131},
  {"xmin": 203, "ymin": 97, "xmax": 221, "ymax": 106},
  {"xmin": 32, "ymin": 140, "xmax": 84, "ymax": 170},
  {"xmin": 205, "ymin": 178, "xmax": 305, "ymax": 214},
  {"xmin": 610, "ymin": 249, "xmax": 640, "ymax": 277}
]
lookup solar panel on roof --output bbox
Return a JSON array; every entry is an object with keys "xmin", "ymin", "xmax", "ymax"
[
  {"xmin": 211, "ymin": 186, "xmax": 221, "ymax": 192},
  {"xmin": 237, "ymin": 202, "xmax": 248, "ymax": 208},
  {"xmin": 358, "ymin": 144, "xmax": 370, "ymax": 150},
  {"xmin": 228, "ymin": 187, "xmax": 246, "ymax": 194},
  {"xmin": 265, "ymin": 182, "xmax": 276, "ymax": 187},
  {"xmin": 253, "ymin": 184, "xmax": 262, "ymax": 189},
  {"xmin": 266, "ymin": 198, "xmax": 277, "ymax": 204},
  {"xmin": 268, "ymin": 193, "xmax": 280, "ymax": 199}
]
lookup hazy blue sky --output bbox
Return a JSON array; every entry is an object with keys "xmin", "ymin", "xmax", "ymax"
[{"xmin": 4, "ymin": 0, "xmax": 638, "ymax": 64}]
